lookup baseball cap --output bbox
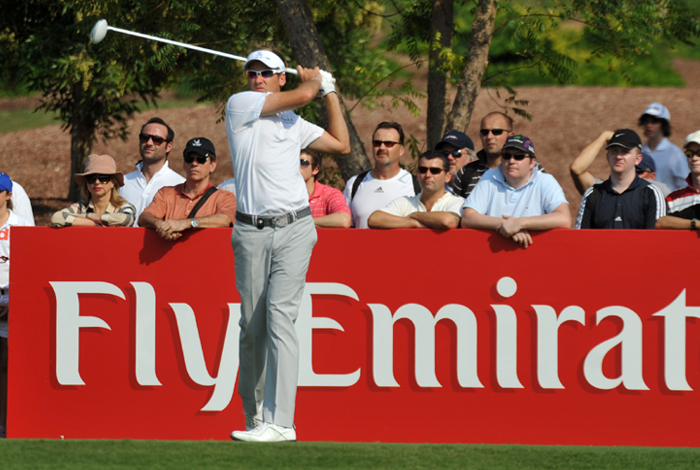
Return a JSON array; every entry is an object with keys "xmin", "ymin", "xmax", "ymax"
[
  {"xmin": 636, "ymin": 152, "xmax": 656, "ymax": 173},
  {"xmin": 684, "ymin": 130, "xmax": 700, "ymax": 148},
  {"xmin": 0, "ymin": 173, "xmax": 12, "ymax": 192},
  {"xmin": 184, "ymin": 137, "xmax": 216, "ymax": 159},
  {"xmin": 435, "ymin": 130, "xmax": 474, "ymax": 151},
  {"xmin": 606, "ymin": 129, "xmax": 642, "ymax": 150},
  {"xmin": 502, "ymin": 135, "xmax": 535, "ymax": 155},
  {"xmin": 244, "ymin": 50, "xmax": 286, "ymax": 73},
  {"xmin": 641, "ymin": 102, "xmax": 671, "ymax": 121}
]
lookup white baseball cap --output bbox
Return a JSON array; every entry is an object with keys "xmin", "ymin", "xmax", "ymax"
[
  {"xmin": 684, "ymin": 130, "xmax": 700, "ymax": 148},
  {"xmin": 641, "ymin": 102, "xmax": 671, "ymax": 121},
  {"xmin": 244, "ymin": 50, "xmax": 286, "ymax": 73}
]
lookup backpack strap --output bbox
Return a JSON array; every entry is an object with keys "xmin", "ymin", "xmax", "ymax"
[
  {"xmin": 188, "ymin": 187, "xmax": 218, "ymax": 219},
  {"xmin": 412, "ymin": 174, "xmax": 421, "ymax": 195},
  {"xmin": 350, "ymin": 170, "xmax": 370, "ymax": 201},
  {"xmin": 588, "ymin": 184, "xmax": 601, "ymax": 227}
]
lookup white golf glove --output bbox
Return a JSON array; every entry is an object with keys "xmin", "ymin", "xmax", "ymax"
[{"xmin": 319, "ymin": 69, "xmax": 336, "ymax": 97}]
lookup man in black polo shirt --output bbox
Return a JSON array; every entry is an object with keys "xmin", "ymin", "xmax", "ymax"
[{"xmin": 575, "ymin": 129, "xmax": 666, "ymax": 229}]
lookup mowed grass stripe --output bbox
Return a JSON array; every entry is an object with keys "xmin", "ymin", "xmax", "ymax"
[{"xmin": 1, "ymin": 440, "xmax": 699, "ymax": 469}]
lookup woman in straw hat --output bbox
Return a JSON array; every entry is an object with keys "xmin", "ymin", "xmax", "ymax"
[{"xmin": 51, "ymin": 154, "xmax": 136, "ymax": 227}]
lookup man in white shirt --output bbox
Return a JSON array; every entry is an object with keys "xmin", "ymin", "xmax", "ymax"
[
  {"xmin": 119, "ymin": 117, "xmax": 185, "ymax": 225},
  {"xmin": 462, "ymin": 135, "xmax": 570, "ymax": 248},
  {"xmin": 368, "ymin": 151, "xmax": 464, "ymax": 229},
  {"xmin": 4, "ymin": 178, "xmax": 34, "ymax": 225},
  {"xmin": 638, "ymin": 102, "xmax": 687, "ymax": 191},
  {"xmin": 344, "ymin": 122, "xmax": 418, "ymax": 228},
  {"xmin": 226, "ymin": 49, "xmax": 350, "ymax": 443}
]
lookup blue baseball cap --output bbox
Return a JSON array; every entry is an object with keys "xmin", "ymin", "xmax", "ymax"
[
  {"xmin": 436, "ymin": 130, "xmax": 474, "ymax": 151},
  {"xmin": 0, "ymin": 173, "xmax": 12, "ymax": 192},
  {"xmin": 637, "ymin": 152, "xmax": 656, "ymax": 173}
]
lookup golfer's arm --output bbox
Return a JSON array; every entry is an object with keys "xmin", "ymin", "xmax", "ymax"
[
  {"xmin": 260, "ymin": 80, "xmax": 321, "ymax": 117},
  {"xmin": 308, "ymin": 93, "xmax": 351, "ymax": 155},
  {"xmin": 409, "ymin": 211, "xmax": 460, "ymax": 230},
  {"xmin": 519, "ymin": 203, "xmax": 572, "ymax": 230}
]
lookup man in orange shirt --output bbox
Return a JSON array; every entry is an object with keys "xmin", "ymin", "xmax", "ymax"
[{"xmin": 139, "ymin": 137, "xmax": 237, "ymax": 240}]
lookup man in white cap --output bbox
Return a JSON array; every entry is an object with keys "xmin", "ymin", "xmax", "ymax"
[
  {"xmin": 638, "ymin": 102, "xmax": 687, "ymax": 191},
  {"xmin": 656, "ymin": 130, "xmax": 700, "ymax": 230},
  {"xmin": 226, "ymin": 48, "xmax": 349, "ymax": 442}
]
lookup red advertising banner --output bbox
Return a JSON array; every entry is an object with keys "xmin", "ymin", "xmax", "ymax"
[{"xmin": 8, "ymin": 227, "xmax": 700, "ymax": 446}]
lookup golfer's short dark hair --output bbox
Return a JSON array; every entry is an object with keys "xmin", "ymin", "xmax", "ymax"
[
  {"xmin": 373, "ymin": 122, "xmax": 405, "ymax": 145},
  {"xmin": 141, "ymin": 117, "xmax": 175, "ymax": 142},
  {"xmin": 419, "ymin": 150, "xmax": 450, "ymax": 173},
  {"xmin": 638, "ymin": 114, "xmax": 672, "ymax": 137}
]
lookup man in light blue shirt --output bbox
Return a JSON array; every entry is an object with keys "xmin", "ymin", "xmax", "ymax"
[
  {"xmin": 461, "ymin": 135, "xmax": 570, "ymax": 248},
  {"xmin": 639, "ymin": 102, "xmax": 687, "ymax": 191}
]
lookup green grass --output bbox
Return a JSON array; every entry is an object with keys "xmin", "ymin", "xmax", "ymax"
[
  {"xmin": 0, "ymin": 97, "xmax": 204, "ymax": 134},
  {"xmin": 0, "ymin": 440, "xmax": 699, "ymax": 470}
]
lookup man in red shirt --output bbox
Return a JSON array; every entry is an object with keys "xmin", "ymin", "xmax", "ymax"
[
  {"xmin": 300, "ymin": 149, "xmax": 351, "ymax": 228},
  {"xmin": 139, "ymin": 137, "xmax": 237, "ymax": 240}
]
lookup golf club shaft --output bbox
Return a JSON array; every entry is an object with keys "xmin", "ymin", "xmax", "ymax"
[{"xmin": 107, "ymin": 25, "xmax": 300, "ymax": 76}]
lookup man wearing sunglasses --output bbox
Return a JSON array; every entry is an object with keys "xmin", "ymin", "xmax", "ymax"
[
  {"xmin": 462, "ymin": 135, "xmax": 570, "ymax": 248},
  {"xmin": 575, "ymin": 129, "xmax": 666, "ymax": 229},
  {"xmin": 638, "ymin": 102, "xmax": 687, "ymax": 191},
  {"xmin": 226, "ymin": 48, "xmax": 350, "ymax": 443},
  {"xmin": 434, "ymin": 130, "xmax": 476, "ymax": 181},
  {"xmin": 300, "ymin": 149, "xmax": 351, "ymax": 228},
  {"xmin": 453, "ymin": 112, "xmax": 516, "ymax": 198},
  {"xmin": 368, "ymin": 151, "xmax": 464, "ymax": 229},
  {"xmin": 139, "ymin": 137, "xmax": 237, "ymax": 240},
  {"xmin": 120, "ymin": 117, "xmax": 185, "ymax": 225},
  {"xmin": 656, "ymin": 131, "xmax": 700, "ymax": 230},
  {"xmin": 344, "ymin": 122, "xmax": 419, "ymax": 228}
]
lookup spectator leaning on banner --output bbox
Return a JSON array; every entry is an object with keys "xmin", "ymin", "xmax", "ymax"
[
  {"xmin": 344, "ymin": 122, "xmax": 419, "ymax": 228},
  {"xmin": 461, "ymin": 135, "xmax": 570, "ymax": 248},
  {"xmin": 368, "ymin": 150, "xmax": 464, "ymax": 229},
  {"xmin": 434, "ymin": 130, "xmax": 476, "ymax": 181},
  {"xmin": 51, "ymin": 154, "xmax": 136, "ymax": 227},
  {"xmin": 300, "ymin": 148, "xmax": 351, "ymax": 228},
  {"xmin": 120, "ymin": 117, "xmax": 185, "ymax": 225},
  {"xmin": 575, "ymin": 129, "xmax": 666, "ymax": 229},
  {"xmin": 656, "ymin": 130, "xmax": 700, "ymax": 230},
  {"xmin": 139, "ymin": 137, "xmax": 237, "ymax": 240}
]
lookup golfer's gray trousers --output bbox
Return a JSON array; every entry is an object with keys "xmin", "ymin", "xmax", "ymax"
[{"xmin": 231, "ymin": 215, "xmax": 317, "ymax": 428}]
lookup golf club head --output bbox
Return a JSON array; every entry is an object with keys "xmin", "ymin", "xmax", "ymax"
[{"xmin": 90, "ymin": 19, "xmax": 109, "ymax": 44}]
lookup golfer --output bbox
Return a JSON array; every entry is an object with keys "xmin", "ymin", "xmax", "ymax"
[{"xmin": 226, "ymin": 49, "xmax": 350, "ymax": 442}]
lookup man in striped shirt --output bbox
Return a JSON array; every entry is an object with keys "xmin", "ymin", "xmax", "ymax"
[
  {"xmin": 576, "ymin": 129, "xmax": 666, "ymax": 229},
  {"xmin": 300, "ymin": 149, "xmax": 351, "ymax": 228},
  {"xmin": 656, "ymin": 130, "xmax": 700, "ymax": 230}
]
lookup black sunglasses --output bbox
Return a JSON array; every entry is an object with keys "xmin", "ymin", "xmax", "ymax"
[
  {"xmin": 480, "ymin": 128, "xmax": 509, "ymax": 136},
  {"xmin": 139, "ymin": 133, "xmax": 167, "ymax": 146},
  {"xmin": 442, "ymin": 150, "xmax": 462, "ymax": 158},
  {"xmin": 85, "ymin": 174, "xmax": 113, "ymax": 184},
  {"xmin": 684, "ymin": 149, "xmax": 700, "ymax": 158},
  {"xmin": 300, "ymin": 159, "xmax": 311, "ymax": 167},
  {"xmin": 372, "ymin": 140, "xmax": 400, "ymax": 148},
  {"xmin": 502, "ymin": 152, "xmax": 530, "ymax": 161},
  {"xmin": 184, "ymin": 154, "xmax": 210, "ymax": 164},
  {"xmin": 418, "ymin": 166, "xmax": 445, "ymax": 175},
  {"xmin": 246, "ymin": 69, "xmax": 277, "ymax": 79}
]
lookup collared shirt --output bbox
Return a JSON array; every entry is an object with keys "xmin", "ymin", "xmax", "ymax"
[
  {"xmin": 666, "ymin": 175, "xmax": 700, "ymax": 214},
  {"xmin": 119, "ymin": 160, "xmax": 185, "ymax": 226},
  {"xmin": 9, "ymin": 180, "xmax": 35, "ymax": 225},
  {"xmin": 50, "ymin": 200, "xmax": 136, "ymax": 227},
  {"xmin": 142, "ymin": 183, "xmax": 237, "ymax": 224},
  {"xmin": 380, "ymin": 191, "xmax": 465, "ymax": 217},
  {"xmin": 642, "ymin": 137, "xmax": 688, "ymax": 191},
  {"xmin": 464, "ymin": 167, "xmax": 567, "ymax": 217},
  {"xmin": 225, "ymin": 91, "xmax": 323, "ymax": 215},
  {"xmin": 452, "ymin": 150, "xmax": 489, "ymax": 198},
  {"xmin": 0, "ymin": 210, "xmax": 32, "ymax": 289},
  {"xmin": 575, "ymin": 176, "xmax": 666, "ymax": 229},
  {"xmin": 309, "ymin": 182, "xmax": 350, "ymax": 218}
]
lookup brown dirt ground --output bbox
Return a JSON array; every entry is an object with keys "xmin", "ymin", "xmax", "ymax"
[{"xmin": 3, "ymin": 62, "xmax": 700, "ymax": 226}]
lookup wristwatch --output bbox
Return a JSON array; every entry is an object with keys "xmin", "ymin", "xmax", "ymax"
[
  {"xmin": 691, "ymin": 219, "xmax": 697, "ymax": 230},
  {"xmin": 190, "ymin": 219, "xmax": 199, "ymax": 229}
]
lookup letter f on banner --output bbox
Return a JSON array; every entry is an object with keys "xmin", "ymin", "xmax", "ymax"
[{"xmin": 51, "ymin": 281, "xmax": 124, "ymax": 385}]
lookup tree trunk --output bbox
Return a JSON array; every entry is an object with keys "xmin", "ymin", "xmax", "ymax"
[
  {"xmin": 275, "ymin": 0, "xmax": 372, "ymax": 182},
  {"xmin": 68, "ymin": 85, "xmax": 94, "ymax": 200},
  {"xmin": 444, "ymin": 0, "xmax": 496, "ymax": 132},
  {"xmin": 426, "ymin": 0, "xmax": 454, "ymax": 149}
]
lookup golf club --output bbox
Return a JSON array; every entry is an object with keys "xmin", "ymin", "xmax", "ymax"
[{"xmin": 89, "ymin": 19, "xmax": 334, "ymax": 82}]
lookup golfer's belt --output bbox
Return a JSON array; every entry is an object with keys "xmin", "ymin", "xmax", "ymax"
[{"xmin": 236, "ymin": 206, "xmax": 312, "ymax": 229}]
